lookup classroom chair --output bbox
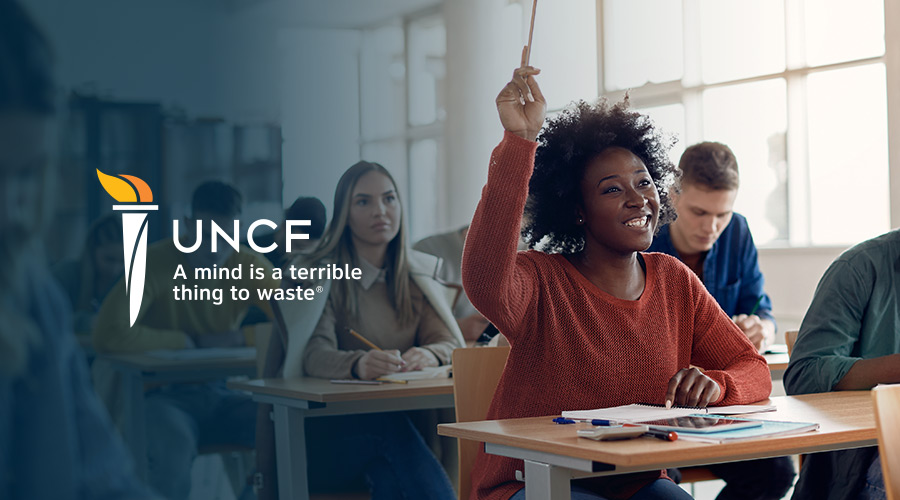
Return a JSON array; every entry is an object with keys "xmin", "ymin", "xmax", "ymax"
[
  {"xmin": 785, "ymin": 330, "xmax": 799, "ymax": 356},
  {"xmin": 451, "ymin": 347, "xmax": 718, "ymax": 500},
  {"xmin": 872, "ymin": 384, "xmax": 900, "ymax": 500},
  {"xmin": 452, "ymin": 346, "xmax": 511, "ymax": 500}
]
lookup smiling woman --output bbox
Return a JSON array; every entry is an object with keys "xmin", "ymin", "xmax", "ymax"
[
  {"xmin": 524, "ymin": 98, "xmax": 678, "ymax": 255},
  {"xmin": 461, "ymin": 66, "xmax": 773, "ymax": 500}
]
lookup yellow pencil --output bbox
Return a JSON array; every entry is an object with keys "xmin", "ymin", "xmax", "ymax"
[
  {"xmin": 349, "ymin": 328, "xmax": 382, "ymax": 351},
  {"xmin": 375, "ymin": 377, "xmax": 408, "ymax": 385}
]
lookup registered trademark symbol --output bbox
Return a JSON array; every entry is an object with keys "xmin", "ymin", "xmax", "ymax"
[{"xmin": 315, "ymin": 286, "xmax": 324, "ymax": 293}]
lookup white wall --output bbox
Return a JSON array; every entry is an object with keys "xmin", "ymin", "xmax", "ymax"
[
  {"xmin": 279, "ymin": 29, "xmax": 362, "ymax": 212},
  {"xmin": 443, "ymin": 0, "xmax": 527, "ymax": 228},
  {"xmin": 758, "ymin": 246, "xmax": 848, "ymax": 338}
]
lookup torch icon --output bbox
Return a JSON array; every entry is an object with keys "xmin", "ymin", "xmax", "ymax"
[{"xmin": 96, "ymin": 169, "xmax": 157, "ymax": 327}]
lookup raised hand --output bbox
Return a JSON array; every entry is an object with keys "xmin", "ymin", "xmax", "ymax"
[{"xmin": 496, "ymin": 56, "xmax": 546, "ymax": 142}]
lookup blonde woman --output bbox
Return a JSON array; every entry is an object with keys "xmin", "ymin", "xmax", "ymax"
[{"xmin": 257, "ymin": 161, "xmax": 462, "ymax": 499}]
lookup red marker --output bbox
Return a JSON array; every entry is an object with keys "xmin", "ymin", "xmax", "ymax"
[{"xmin": 644, "ymin": 428, "xmax": 678, "ymax": 441}]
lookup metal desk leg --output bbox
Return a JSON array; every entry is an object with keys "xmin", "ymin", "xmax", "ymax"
[
  {"xmin": 120, "ymin": 370, "xmax": 148, "ymax": 480},
  {"xmin": 273, "ymin": 404, "xmax": 309, "ymax": 500},
  {"xmin": 524, "ymin": 459, "xmax": 571, "ymax": 500}
]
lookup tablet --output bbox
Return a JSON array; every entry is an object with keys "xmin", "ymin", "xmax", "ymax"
[{"xmin": 640, "ymin": 415, "xmax": 763, "ymax": 434}]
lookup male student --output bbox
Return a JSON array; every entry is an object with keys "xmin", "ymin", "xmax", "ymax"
[
  {"xmin": 255, "ymin": 195, "xmax": 327, "ymax": 267},
  {"xmin": 648, "ymin": 142, "xmax": 794, "ymax": 500},
  {"xmin": 650, "ymin": 142, "xmax": 776, "ymax": 349},
  {"xmin": 93, "ymin": 181, "xmax": 279, "ymax": 500},
  {"xmin": 784, "ymin": 229, "xmax": 899, "ymax": 500}
]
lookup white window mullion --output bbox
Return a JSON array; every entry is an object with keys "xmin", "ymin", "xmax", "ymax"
[
  {"xmin": 884, "ymin": 0, "xmax": 900, "ymax": 228},
  {"xmin": 785, "ymin": 75, "xmax": 810, "ymax": 246}
]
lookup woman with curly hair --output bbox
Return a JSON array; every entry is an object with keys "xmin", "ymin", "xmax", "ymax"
[{"xmin": 461, "ymin": 66, "xmax": 772, "ymax": 500}]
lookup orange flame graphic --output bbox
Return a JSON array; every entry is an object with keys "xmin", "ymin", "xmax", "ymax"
[{"xmin": 96, "ymin": 169, "xmax": 153, "ymax": 203}]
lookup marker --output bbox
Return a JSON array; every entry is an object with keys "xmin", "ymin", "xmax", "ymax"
[
  {"xmin": 553, "ymin": 417, "xmax": 577, "ymax": 424},
  {"xmin": 643, "ymin": 429, "xmax": 678, "ymax": 441}
]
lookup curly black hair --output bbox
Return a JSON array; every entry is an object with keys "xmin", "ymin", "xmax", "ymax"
[{"xmin": 523, "ymin": 98, "xmax": 679, "ymax": 254}]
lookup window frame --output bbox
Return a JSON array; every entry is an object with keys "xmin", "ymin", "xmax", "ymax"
[
  {"xmin": 594, "ymin": 0, "xmax": 899, "ymax": 248},
  {"xmin": 358, "ymin": 7, "xmax": 446, "ymax": 243}
]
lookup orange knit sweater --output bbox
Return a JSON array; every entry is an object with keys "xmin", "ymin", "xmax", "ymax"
[{"xmin": 462, "ymin": 131, "xmax": 772, "ymax": 500}]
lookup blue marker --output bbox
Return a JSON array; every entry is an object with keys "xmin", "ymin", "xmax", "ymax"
[{"xmin": 552, "ymin": 417, "xmax": 577, "ymax": 424}]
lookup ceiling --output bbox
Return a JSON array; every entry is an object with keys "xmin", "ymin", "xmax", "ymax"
[{"xmin": 225, "ymin": 0, "xmax": 443, "ymax": 29}]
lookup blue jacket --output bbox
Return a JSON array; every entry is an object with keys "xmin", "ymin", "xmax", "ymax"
[{"xmin": 648, "ymin": 213, "xmax": 774, "ymax": 323}]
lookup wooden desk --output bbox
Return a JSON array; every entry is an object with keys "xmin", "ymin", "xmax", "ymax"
[
  {"xmin": 102, "ymin": 349, "xmax": 257, "ymax": 479},
  {"xmin": 229, "ymin": 377, "xmax": 455, "ymax": 500},
  {"xmin": 438, "ymin": 391, "xmax": 876, "ymax": 500}
]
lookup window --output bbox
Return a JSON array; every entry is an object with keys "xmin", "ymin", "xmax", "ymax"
[
  {"xmin": 599, "ymin": 0, "xmax": 891, "ymax": 246},
  {"xmin": 359, "ymin": 12, "xmax": 446, "ymax": 242}
]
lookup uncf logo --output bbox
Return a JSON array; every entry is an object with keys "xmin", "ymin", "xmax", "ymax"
[{"xmin": 96, "ymin": 169, "xmax": 157, "ymax": 326}]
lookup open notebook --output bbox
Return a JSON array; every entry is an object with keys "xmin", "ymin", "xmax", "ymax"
[
  {"xmin": 561, "ymin": 403, "xmax": 776, "ymax": 423},
  {"xmin": 377, "ymin": 364, "xmax": 452, "ymax": 382}
]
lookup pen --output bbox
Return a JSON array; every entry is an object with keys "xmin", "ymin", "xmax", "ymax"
[
  {"xmin": 330, "ymin": 379, "xmax": 383, "ymax": 385},
  {"xmin": 643, "ymin": 429, "xmax": 678, "ymax": 441},
  {"xmin": 749, "ymin": 296, "xmax": 764, "ymax": 316},
  {"xmin": 552, "ymin": 417, "xmax": 623, "ymax": 426}
]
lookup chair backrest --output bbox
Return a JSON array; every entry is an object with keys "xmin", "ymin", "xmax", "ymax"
[
  {"xmin": 872, "ymin": 384, "xmax": 900, "ymax": 500},
  {"xmin": 785, "ymin": 330, "xmax": 799, "ymax": 356},
  {"xmin": 452, "ymin": 346, "xmax": 510, "ymax": 500}
]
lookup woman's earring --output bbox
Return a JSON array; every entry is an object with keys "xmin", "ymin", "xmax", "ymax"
[{"xmin": 576, "ymin": 216, "xmax": 584, "ymax": 225}]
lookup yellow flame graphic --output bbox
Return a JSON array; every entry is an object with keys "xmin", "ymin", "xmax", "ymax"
[{"xmin": 96, "ymin": 169, "xmax": 153, "ymax": 203}]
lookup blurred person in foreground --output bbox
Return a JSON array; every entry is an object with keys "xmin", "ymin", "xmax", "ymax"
[{"xmin": 0, "ymin": 2, "xmax": 157, "ymax": 498}]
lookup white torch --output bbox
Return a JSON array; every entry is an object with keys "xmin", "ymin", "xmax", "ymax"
[{"xmin": 96, "ymin": 169, "xmax": 157, "ymax": 327}]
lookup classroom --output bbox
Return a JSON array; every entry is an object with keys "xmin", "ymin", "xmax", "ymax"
[{"xmin": 2, "ymin": 1, "xmax": 899, "ymax": 500}]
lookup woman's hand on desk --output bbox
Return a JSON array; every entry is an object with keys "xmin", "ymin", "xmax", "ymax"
[
  {"xmin": 355, "ymin": 349, "xmax": 405, "ymax": 380},
  {"xmin": 665, "ymin": 367, "xmax": 722, "ymax": 408},
  {"xmin": 401, "ymin": 347, "xmax": 439, "ymax": 372}
]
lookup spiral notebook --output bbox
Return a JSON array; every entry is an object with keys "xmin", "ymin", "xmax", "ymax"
[{"xmin": 561, "ymin": 402, "xmax": 776, "ymax": 423}]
